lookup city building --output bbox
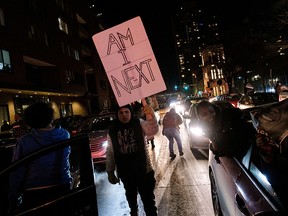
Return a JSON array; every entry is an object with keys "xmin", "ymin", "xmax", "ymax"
[
  {"xmin": 174, "ymin": 1, "xmax": 227, "ymax": 97},
  {"xmin": 0, "ymin": 0, "xmax": 113, "ymax": 126}
]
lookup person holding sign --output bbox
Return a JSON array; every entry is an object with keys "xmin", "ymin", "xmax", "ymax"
[{"xmin": 106, "ymin": 101, "xmax": 159, "ymax": 216}]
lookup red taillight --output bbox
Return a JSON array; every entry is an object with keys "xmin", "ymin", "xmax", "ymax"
[{"xmin": 71, "ymin": 130, "xmax": 78, "ymax": 136}]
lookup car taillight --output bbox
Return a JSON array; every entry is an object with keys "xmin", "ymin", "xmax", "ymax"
[{"xmin": 71, "ymin": 130, "xmax": 78, "ymax": 136}]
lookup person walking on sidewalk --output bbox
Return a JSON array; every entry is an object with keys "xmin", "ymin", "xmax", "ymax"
[
  {"xmin": 106, "ymin": 103, "xmax": 159, "ymax": 216},
  {"xmin": 162, "ymin": 107, "xmax": 184, "ymax": 160}
]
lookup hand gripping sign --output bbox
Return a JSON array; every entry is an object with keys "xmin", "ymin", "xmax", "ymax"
[{"xmin": 92, "ymin": 16, "xmax": 166, "ymax": 106}]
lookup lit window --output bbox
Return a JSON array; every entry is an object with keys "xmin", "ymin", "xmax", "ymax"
[
  {"xmin": 0, "ymin": 49, "xmax": 11, "ymax": 72},
  {"xmin": 58, "ymin": 17, "xmax": 69, "ymax": 34},
  {"xmin": 28, "ymin": 25, "xmax": 36, "ymax": 39},
  {"xmin": 74, "ymin": 49, "xmax": 79, "ymax": 60}
]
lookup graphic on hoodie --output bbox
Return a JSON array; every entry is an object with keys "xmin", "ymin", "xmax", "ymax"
[{"xmin": 117, "ymin": 128, "xmax": 138, "ymax": 154}]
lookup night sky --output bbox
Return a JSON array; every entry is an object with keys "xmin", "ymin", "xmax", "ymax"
[
  {"xmin": 93, "ymin": 0, "xmax": 273, "ymax": 91},
  {"xmin": 94, "ymin": 0, "xmax": 179, "ymax": 91}
]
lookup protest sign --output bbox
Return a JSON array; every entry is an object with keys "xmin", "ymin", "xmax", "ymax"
[{"xmin": 92, "ymin": 16, "xmax": 166, "ymax": 106}]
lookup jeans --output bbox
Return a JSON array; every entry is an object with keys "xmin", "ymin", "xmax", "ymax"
[{"xmin": 163, "ymin": 127, "xmax": 183, "ymax": 156}]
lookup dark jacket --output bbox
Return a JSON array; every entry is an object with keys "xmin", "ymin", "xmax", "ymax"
[
  {"xmin": 162, "ymin": 109, "xmax": 183, "ymax": 130},
  {"xmin": 109, "ymin": 117, "xmax": 147, "ymax": 178},
  {"xmin": 106, "ymin": 112, "xmax": 158, "ymax": 178}
]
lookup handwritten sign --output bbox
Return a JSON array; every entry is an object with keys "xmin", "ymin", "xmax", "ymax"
[{"xmin": 92, "ymin": 16, "xmax": 166, "ymax": 106}]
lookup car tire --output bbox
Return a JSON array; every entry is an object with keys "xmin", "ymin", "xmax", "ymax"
[{"xmin": 209, "ymin": 170, "xmax": 223, "ymax": 216}]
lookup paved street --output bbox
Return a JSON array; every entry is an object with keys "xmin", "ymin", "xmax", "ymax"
[{"xmin": 95, "ymin": 122, "xmax": 214, "ymax": 216}]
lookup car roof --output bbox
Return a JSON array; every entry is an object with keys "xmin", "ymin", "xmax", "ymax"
[{"xmin": 77, "ymin": 112, "xmax": 116, "ymax": 132}]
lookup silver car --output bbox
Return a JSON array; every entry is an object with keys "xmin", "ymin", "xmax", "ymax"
[{"xmin": 208, "ymin": 142, "xmax": 288, "ymax": 215}]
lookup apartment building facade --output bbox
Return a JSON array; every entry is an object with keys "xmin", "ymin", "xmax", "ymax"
[{"xmin": 0, "ymin": 0, "xmax": 112, "ymax": 126}]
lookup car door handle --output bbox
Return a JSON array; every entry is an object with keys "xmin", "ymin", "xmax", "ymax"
[{"xmin": 235, "ymin": 194, "xmax": 249, "ymax": 215}]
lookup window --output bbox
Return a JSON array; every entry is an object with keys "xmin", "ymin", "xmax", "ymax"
[
  {"xmin": 44, "ymin": 33, "xmax": 49, "ymax": 46},
  {"xmin": 0, "ymin": 105, "xmax": 10, "ymax": 127},
  {"xmin": 60, "ymin": 104, "xmax": 73, "ymax": 117},
  {"xmin": 28, "ymin": 25, "xmax": 36, "ymax": 39},
  {"xmin": 100, "ymin": 80, "xmax": 107, "ymax": 90},
  {"xmin": 61, "ymin": 42, "xmax": 65, "ymax": 54},
  {"xmin": 0, "ymin": 8, "xmax": 5, "ymax": 26},
  {"xmin": 28, "ymin": 25, "xmax": 49, "ymax": 46},
  {"xmin": 65, "ymin": 69, "xmax": 75, "ymax": 83},
  {"xmin": 0, "ymin": 49, "xmax": 11, "ymax": 73},
  {"xmin": 56, "ymin": 0, "xmax": 65, "ymax": 10},
  {"xmin": 58, "ymin": 17, "xmax": 69, "ymax": 34},
  {"xmin": 67, "ymin": 44, "xmax": 71, "ymax": 57},
  {"xmin": 73, "ymin": 49, "xmax": 79, "ymax": 60}
]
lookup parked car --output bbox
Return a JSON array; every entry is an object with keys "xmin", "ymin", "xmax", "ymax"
[
  {"xmin": 0, "ymin": 134, "xmax": 98, "ymax": 216},
  {"xmin": 75, "ymin": 112, "xmax": 116, "ymax": 164},
  {"xmin": 52, "ymin": 115, "xmax": 86, "ymax": 136},
  {"xmin": 237, "ymin": 92, "xmax": 278, "ymax": 109},
  {"xmin": 183, "ymin": 100, "xmax": 235, "ymax": 150},
  {"xmin": 208, "ymin": 140, "xmax": 288, "ymax": 215},
  {"xmin": 214, "ymin": 93, "xmax": 242, "ymax": 107}
]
